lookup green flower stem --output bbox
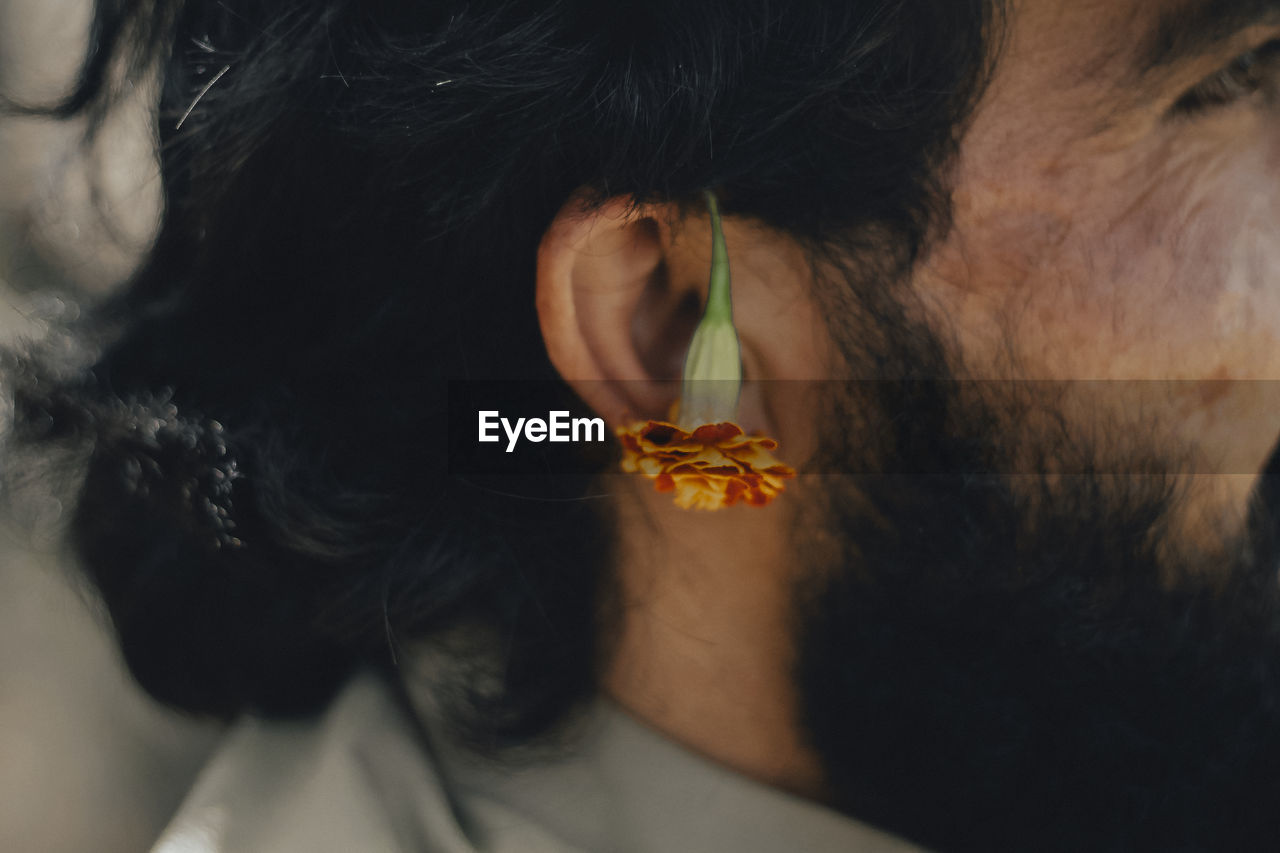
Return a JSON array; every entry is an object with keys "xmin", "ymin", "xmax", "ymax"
[
  {"xmin": 678, "ymin": 191, "xmax": 743, "ymax": 428},
  {"xmin": 703, "ymin": 190, "xmax": 733, "ymax": 324}
]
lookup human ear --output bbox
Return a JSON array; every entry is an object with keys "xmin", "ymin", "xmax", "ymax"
[
  {"xmin": 536, "ymin": 191, "xmax": 829, "ymax": 442},
  {"xmin": 536, "ymin": 194, "xmax": 703, "ymax": 425}
]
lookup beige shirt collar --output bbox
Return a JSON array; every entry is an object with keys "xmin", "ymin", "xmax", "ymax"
[{"xmin": 153, "ymin": 672, "xmax": 924, "ymax": 853}]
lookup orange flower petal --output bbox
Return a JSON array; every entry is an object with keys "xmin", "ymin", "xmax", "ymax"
[{"xmin": 616, "ymin": 420, "xmax": 796, "ymax": 510}]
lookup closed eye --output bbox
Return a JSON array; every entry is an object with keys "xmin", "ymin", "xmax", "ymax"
[{"xmin": 1171, "ymin": 39, "xmax": 1280, "ymax": 115}]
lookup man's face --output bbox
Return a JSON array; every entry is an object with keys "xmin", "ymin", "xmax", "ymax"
[
  {"xmin": 915, "ymin": 0, "xmax": 1280, "ymax": 531},
  {"xmin": 792, "ymin": 1, "xmax": 1280, "ymax": 846}
]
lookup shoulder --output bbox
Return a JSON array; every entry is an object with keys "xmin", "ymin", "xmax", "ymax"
[{"xmin": 150, "ymin": 672, "xmax": 475, "ymax": 853}]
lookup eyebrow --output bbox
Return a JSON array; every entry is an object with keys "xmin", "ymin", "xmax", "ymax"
[{"xmin": 1137, "ymin": 0, "xmax": 1280, "ymax": 75}]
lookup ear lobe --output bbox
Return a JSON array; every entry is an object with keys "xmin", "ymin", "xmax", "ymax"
[{"xmin": 537, "ymin": 195, "xmax": 699, "ymax": 425}]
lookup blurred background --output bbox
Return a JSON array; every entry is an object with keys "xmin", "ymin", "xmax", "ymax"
[{"xmin": 0, "ymin": 1, "xmax": 220, "ymax": 850}]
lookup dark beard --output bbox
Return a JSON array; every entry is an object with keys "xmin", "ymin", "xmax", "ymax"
[{"xmin": 793, "ymin": 363, "xmax": 1280, "ymax": 850}]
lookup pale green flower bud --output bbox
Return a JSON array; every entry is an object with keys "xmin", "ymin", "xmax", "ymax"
[{"xmin": 678, "ymin": 191, "xmax": 742, "ymax": 428}]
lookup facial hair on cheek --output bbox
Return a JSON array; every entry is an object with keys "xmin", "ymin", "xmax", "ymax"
[{"xmin": 790, "ymin": 370, "xmax": 1280, "ymax": 853}]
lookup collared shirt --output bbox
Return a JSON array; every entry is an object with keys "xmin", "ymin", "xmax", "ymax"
[{"xmin": 151, "ymin": 672, "xmax": 924, "ymax": 853}]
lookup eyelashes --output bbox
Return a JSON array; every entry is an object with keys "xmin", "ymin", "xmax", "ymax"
[{"xmin": 1171, "ymin": 39, "xmax": 1280, "ymax": 115}]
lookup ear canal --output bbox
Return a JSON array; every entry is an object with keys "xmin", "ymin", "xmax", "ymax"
[{"xmin": 630, "ymin": 263, "xmax": 703, "ymax": 383}]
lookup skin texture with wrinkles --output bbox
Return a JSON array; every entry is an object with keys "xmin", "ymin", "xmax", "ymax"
[{"xmin": 918, "ymin": 2, "xmax": 1280, "ymax": 533}]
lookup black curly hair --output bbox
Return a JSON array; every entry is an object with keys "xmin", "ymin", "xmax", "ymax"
[{"xmin": 2, "ymin": 0, "xmax": 1000, "ymax": 743}]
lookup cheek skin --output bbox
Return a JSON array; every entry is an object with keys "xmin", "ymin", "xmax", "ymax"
[
  {"xmin": 1100, "ymin": 136, "xmax": 1280, "ymax": 486},
  {"xmin": 918, "ymin": 107, "xmax": 1280, "ymax": 529}
]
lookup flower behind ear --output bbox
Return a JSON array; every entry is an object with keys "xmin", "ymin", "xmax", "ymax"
[{"xmin": 617, "ymin": 191, "xmax": 795, "ymax": 510}]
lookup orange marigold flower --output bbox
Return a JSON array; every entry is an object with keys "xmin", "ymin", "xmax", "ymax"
[{"xmin": 616, "ymin": 420, "xmax": 796, "ymax": 510}]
